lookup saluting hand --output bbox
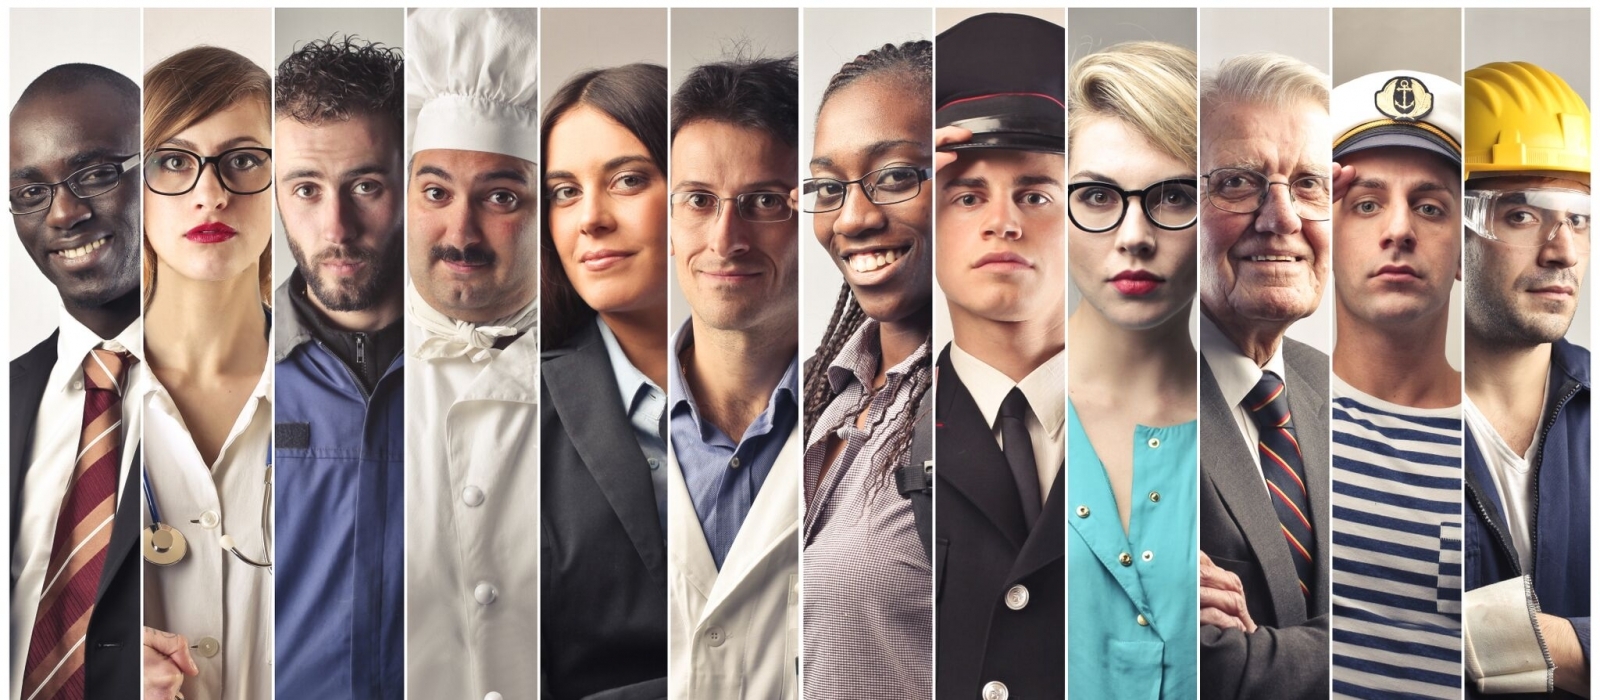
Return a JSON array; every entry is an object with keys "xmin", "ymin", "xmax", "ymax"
[
  {"xmin": 1331, "ymin": 161, "xmax": 1358, "ymax": 204},
  {"xmin": 934, "ymin": 126, "xmax": 974, "ymax": 173},
  {"xmin": 143, "ymin": 626, "xmax": 198, "ymax": 700},
  {"xmin": 1199, "ymin": 550, "xmax": 1258, "ymax": 633}
]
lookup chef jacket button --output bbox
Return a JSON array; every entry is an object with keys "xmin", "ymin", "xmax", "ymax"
[
  {"xmin": 648, "ymin": 458, "xmax": 661, "ymax": 470},
  {"xmin": 485, "ymin": 693, "xmax": 503, "ymax": 700},
  {"xmin": 1119, "ymin": 552, "xmax": 1133, "ymax": 567},
  {"xmin": 462, "ymin": 486, "xmax": 485, "ymax": 507},
  {"xmin": 1147, "ymin": 437, "xmax": 1161, "ymax": 449},
  {"xmin": 1004, "ymin": 585, "xmax": 1029, "ymax": 611},
  {"xmin": 1149, "ymin": 491, "xmax": 1161, "ymax": 503},
  {"xmin": 706, "ymin": 626, "xmax": 726, "ymax": 647},
  {"xmin": 729, "ymin": 456, "xmax": 741, "ymax": 469},
  {"xmin": 981, "ymin": 680, "xmax": 1009, "ymax": 700},
  {"xmin": 198, "ymin": 510, "xmax": 220, "ymax": 529},
  {"xmin": 1142, "ymin": 550, "xmax": 1154, "ymax": 562},
  {"xmin": 194, "ymin": 636, "xmax": 220, "ymax": 658},
  {"xmin": 1137, "ymin": 614, "xmax": 1149, "ymax": 626},
  {"xmin": 1076, "ymin": 505, "xmax": 1090, "ymax": 518},
  {"xmin": 474, "ymin": 582, "xmax": 498, "ymax": 605}
]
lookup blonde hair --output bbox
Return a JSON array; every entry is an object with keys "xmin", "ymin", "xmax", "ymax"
[
  {"xmin": 1200, "ymin": 51, "xmax": 1329, "ymax": 118},
  {"xmin": 1069, "ymin": 41, "xmax": 1198, "ymax": 167},
  {"xmin": 142, "ymin": 46, "xmax": 273, "ymax": 305}
]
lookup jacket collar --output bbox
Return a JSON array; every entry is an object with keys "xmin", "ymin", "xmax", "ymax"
[
  {"xmin": 1551, "ymin": 337, "xmax": 1592, "ymax": 390},
  {"xmin": 274, "ymin": 278, "xmax": 311, "ymax": 363}
]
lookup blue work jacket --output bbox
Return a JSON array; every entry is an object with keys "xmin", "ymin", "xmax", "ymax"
[
  {"xmin": 1464, "ymin": 338, "xmax": 1589, "ymax": 699},
  {"xmin": 272, "ymin": 283, "xmax": 405, "ymax": 699}
]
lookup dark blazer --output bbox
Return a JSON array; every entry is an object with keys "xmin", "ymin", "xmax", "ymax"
[
  {"xmin": 10, "ymin": 331, "xmax": 141, "ymax": 699},
  {"xmin": 540, "ymin": 321, "xmax": 668, "ymax": 700},
  {"xmin": 934, "ymin": 345, "xmax": 1065, "ymax": 699},
  {"xmin": 1199, "ymin": 337, "xmax": 1331, "ymax": 700}
]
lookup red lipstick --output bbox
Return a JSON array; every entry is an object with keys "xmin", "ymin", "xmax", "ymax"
[
  {"xmin": 1111, "ymin": 269, "xmax": 1164, "ymax": 296},
  {"xmin": 185, "ymin": 222, "xmax": 237, "ymax": 244}
]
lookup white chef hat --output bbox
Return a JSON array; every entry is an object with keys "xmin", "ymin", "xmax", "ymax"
[{"xmin": 407, "ymin": 8, "xmax": 539, "ymax": 164}]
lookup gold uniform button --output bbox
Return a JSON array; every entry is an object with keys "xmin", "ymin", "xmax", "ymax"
[
  {"xmin": 1076, "ymin": 505, "xmax": 1090, "ymax": 518},
  {"xmin": 1147, "ymin": 437, "xmax": 1161, "ymax": 449},
  {"xmin": 1119, "ymin": 552, "xmax": 1133, "ymax": 567},
  {"xmin": 1137, "ymin": 614, "xmax": 1149, "ymax": 626},
  {"xmin": 1149, "ymin": 491, "xmax": 1161, "ymax": 503}
]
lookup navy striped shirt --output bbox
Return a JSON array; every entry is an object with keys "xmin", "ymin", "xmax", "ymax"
[{"xmin": 1330, "ymin": 374, "xmax": 1463, "ymax": 699}]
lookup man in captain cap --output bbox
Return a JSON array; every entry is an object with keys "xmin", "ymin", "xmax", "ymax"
[
  {"xmin": 931, "ymin": 12, "xmax": 1066, "ymax": 700},
  {"xmin": 1325, "ymin": 69, "xmax": 1467, "ymax": 699}
]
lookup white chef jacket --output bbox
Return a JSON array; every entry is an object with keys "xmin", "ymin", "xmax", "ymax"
[
  {"xmin": 405, "ymin": 317, "xmax": 540, "ymax": 700},
  {"xmin": 141, "ymin": 354, "xmax": 274, "ymax": 700},
  {"xmin": 10, "ymin": 311, "xmax": 146, "ymax": 700}
]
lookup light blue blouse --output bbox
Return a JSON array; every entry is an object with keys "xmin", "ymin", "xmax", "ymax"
[{"xmin": 1067, "ymin": 402, "xmax": 1198, "ymax": 700}]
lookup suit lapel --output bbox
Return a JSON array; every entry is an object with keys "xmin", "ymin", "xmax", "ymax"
[
  {"xmin": 667, "ymin": 449, "xmax": 718, "ymax": 608},
  {"xmin": 11, "ymin": 331, "xmax": 57, "ymax": 556},
  {"xmin": 1283, "ymin": 351, "xmax": 1331, "ymax": 614},
  {"xmin": 701, "ymin": 425, "xmax": 800, "ymax": 623},
  {"xmin": 546, "ymin": 324, "xmax": 667, "ymax": 581},
  {"xmin": 1011, "ymin": 467, "xmax": 1064, "ymax": 581},
  {"xmin": 935, "ymin": 347, "xmax": 1027, "ymax": 548},
  {"xmin": 1200, "ymin": 357, "xmax": 1304, "ymax": 623}
]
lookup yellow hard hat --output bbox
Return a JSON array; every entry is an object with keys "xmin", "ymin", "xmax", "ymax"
[{"xmin": 1464, "ymin": 61, "xmax": 1590, "ymax": 177}]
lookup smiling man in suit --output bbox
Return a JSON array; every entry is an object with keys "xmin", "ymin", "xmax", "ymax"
[
  {"xmin": 1194, "ymin": 52, "xmax": 1334, "ymax": 700},
  {"xmin": 9, "ymin": 63, "xmax": 144, "ymax": 700}
]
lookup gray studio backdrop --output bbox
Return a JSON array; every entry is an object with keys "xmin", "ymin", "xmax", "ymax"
[
  {"xmin": 272, "ymin": 8, "xmax": 406, "ymax": 290},
  {"xmin": 1066, "ymin": 8, "xmax": 1200, "ymax": 346},
  {"xmin": 1199, "ymin": 7, "xmax": 1333, "ymax": 355},
  {"xmin": 800, "ymin": 9, "xmax": 933, "ymax": 361},
  {"xmin": 1333, "ymin": 8, "xmax": 1463, "ymax": 370},
  {"xmin": 931, "ymin": 8, "xmax": 1065, "ymax": 353},
  {"xmin": 8, "ymin": 9, "xmax": 143, "ymax": 356},
  {"xmin": 667, "ymin": 8, "xmax": 798, "ymax": 332},
  {"xmin": 1466, "ymin": 8, "xmax": 1591, "ymax": 349}
]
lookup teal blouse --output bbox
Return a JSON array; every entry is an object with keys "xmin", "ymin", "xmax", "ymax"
[{"xmin": 1067, "ymin": 402, "xmax": 1197, "ymax": 700}]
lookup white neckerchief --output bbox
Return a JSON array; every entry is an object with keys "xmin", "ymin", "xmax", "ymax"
[{"xmin": 407, "ymin": 282, "xmax": 537, "ymax": 363}]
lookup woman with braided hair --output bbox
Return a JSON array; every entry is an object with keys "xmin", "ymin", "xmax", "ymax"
[{"xmin": 798, "ymin": 38, "xmax": 935, "ymax": 699}]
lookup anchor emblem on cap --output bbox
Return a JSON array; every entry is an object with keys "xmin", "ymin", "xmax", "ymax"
[{"xmin": 1375, "ymin": 76, "xmax": 1433, "ymax": 122}]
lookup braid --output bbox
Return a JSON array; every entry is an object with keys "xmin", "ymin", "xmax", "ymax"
[
  {"xmin": 818, "ymin": 40, "xmax": 933, "ymax": 113},
  {"xmin": 861, "ymin": 346, "xmax": 933, "ymax": 504},
  {"xmin": 804, "ymin": 283, "xmax": 869, "ymax": 438}
]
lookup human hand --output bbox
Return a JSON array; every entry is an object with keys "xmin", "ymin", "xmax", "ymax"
[
  {"xmin": 1200, "ymin": 550, "xmax": 1258, "ymax": 633},
  {"xmin": 934, "ymin": 126, "xmax": 973, "ymax": 173},
  {"xmin": 143, "ymin": 626, "xmax": 197, "ymax": 700},
  {"xmin": 1332, "ymin": 161, "xmax": 1358, "ymax": 203}
]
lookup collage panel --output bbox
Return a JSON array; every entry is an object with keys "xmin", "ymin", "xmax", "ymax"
[
  {"xmin": 9, "ymin": 9, "xmax": 144, "ymax": 700},
  {"xmin": 402, "ymin": 7, "xmax": 542, "ymax": 700},
  {"xmin": 1064, "ymin": 8, "xmax": 1199, "ymax": 700},
  {"xmin": 931, "ymin": 8, "xmax": 1066, "ymax": 700},
  {"xmin": 1461, "ymin": 8, "xmax": 1591, "ymax": 698},
  {"xmin": 798, "ymin": 8, "xmax": 934, "ymax": 700},
  {"xmin": 538, "ymin": 7, "xmax": 670, "ymax": 699},
  {"xmin": 664, "ymin": 7, "xmax": 800, "ymax": 699},
  {"xmin": 1327, "ymin": 9, "xmax": 1465, "ymax": 699},
  {"xmin": 270, "ymin": 7, "xmax": 406, "ymax": 699},
  {"xmin": 1196, "ymin": 7, "xmax": 1333, "ymax": 700}
]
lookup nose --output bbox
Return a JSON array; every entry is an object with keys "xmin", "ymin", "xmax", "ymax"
[
  {"xmin": 1378, "ymin": 201, "xmax": 1417, "ymax": 253},
  {"xmin": 321, "ymin": 191, "xmax": 360, "ymax": 245},
  {"xmin": 189, "ymin": 162, "xmax": 231, "ymax": 211},
  {"xmin": 1538, "ymin": 219, "xmax": 1581, "ymax": 270},
  {"xmin": 43, "ymin": 184, "xmax": 94, "ymax": 230},
  {"xmin": 833, "ymin": 182, "xmax": 887, "ymax": 239},
  {"xmin": 707, "ymin": 201, "xmax": 750, "ymax": 258},
  {"xmin": 1252, "ymin": 184, "xmax": 1301, "ymax": 237},
  {"xmin": 579, "ymin": 188, "xmax": 615, "ymax": 238},
  {"xmin": 981, "ymin": 196, "xmax": 1022, "ymax": 241},
  {"xmin": 438, "ymin": 198, "xmax": 483, "ymax": 251},
  {"xmin": 1114, "ymin": 197, "xmax": 1157, "ymax": 258}
]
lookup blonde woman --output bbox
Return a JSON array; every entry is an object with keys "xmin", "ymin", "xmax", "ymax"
[
  {"xmin": 138, "ymin": 46, "xmax": 274, "ymax": 700},
  {"xmin": 1065, "ymin": 41, "xmax": 1200, "ymax": 699}
]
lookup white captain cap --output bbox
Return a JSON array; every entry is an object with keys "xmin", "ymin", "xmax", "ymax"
[
  {"xmin": 407, "ymin": 8, "xmax": 539, "ymax": 164},
  {"xmin": 1332, "ymin": 70, "xmax": 1463, "ymax": 165}
]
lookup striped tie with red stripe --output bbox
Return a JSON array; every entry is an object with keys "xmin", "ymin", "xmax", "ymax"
[
  {"xmin": 1245, "ymin": 370, "xmax": 1315, "ymax": 605},
  {"xmin": 21, "ymin": 348, "xmax": 132, "ymax": 700}
]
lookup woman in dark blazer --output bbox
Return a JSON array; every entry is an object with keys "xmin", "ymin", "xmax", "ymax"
[{"xmin": 538, "ymin": 63, "xmax": 672, "ymax": 700}]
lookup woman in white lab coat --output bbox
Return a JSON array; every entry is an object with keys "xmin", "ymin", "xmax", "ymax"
[{"xmin": 138, "ymin": 46, "xmax": 275, "ymax": 700}]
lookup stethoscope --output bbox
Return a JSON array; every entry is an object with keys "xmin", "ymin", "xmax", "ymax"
[{"xmin": 142, "ymin": 446, "xmax": 273, "ymax": 573}]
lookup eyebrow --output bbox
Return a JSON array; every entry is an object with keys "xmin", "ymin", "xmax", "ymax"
[
  {"xmin": 12, "ymin": 148, "xmax": 129, "ymax": 181},
  {"xmin": 810, "ymin": 139, "xmax": 928, "ymax": 171},
  {"xmin": 282, "ymin": 164, "xmax": 390, "ymax": 182},
  {"xmin": 1070, "ymin": 170, "xmax": 1120, "ymax": 186},
  {"xmin": 943, "ymin": 176, "xmax": 988, "ymax": 190},
  {"xmin": 672, "ymin": 178, "xmax": 791, "ymax": 192},
  {"xmin": 546, "ymin": 154, "xmax": 653, "ymax": 182},
  {"xmin": 1017, "ymin": 174, "xmax": 1063, "ymax": 188},
  {"xmin": 161, "ymin": 135, "xmax": 266, "ymax": 152},
  {"xmin": 415, "ymin": 164, "xmax": 452, "ymax": 181}
]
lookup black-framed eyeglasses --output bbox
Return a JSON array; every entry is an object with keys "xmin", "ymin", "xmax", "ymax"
[
  {"xmin": 1068, "ymin": 179, "xmax": 1198, "ymax": 233},
  {"xmin": 144, "ymin": 147, "xmax": 274, "ymax": 196},
  {"xmin": 1201, "ymin": 167, "xmax": 1332, "ymax": 222},
  {"xmin": 801, "ymin": 165, "xmax": 932, "ymax": 214},
  {"xmin": 670, "ymin": 190, "xmax": 793, "ymax": 225},
  {"xmin": 9, "ymin": 154, "xmax": 141, "ymax": 215}
]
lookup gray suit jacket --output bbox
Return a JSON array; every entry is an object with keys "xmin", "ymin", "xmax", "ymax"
[{"xmin": 1199, "ymin": 336, "xmax": 1331, "ymax": 700}]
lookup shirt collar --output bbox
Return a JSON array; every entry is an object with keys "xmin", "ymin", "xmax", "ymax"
[
  {"xmin": 948, "ymin": 341, "xmax": 1066, "ymax": 437},
  {"xmin": 669, "ymin": 317, "xmax": 800, "ymax": 440},
  {"xmin": 1199, "ymin": 312, "xmax": 1286, "ymax": 410},
  {"xmin": 53, "ymin": 306, "xmax": 144, "ymax": 392},
  {"xmin": 826, "ymin": 319, "xmax": 932, "ymax": 394},
  {"xmin": 597, "ymin": 315, "xmax": 661, "ymax": 416}
]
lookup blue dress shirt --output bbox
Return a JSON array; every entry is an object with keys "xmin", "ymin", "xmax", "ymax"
[{"xmin": 596, "ymin": 316, "xmax": 669, "ymax": 536}]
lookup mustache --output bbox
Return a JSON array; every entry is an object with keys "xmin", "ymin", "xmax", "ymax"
[
  {"xmin": 312, "ymin": 244, "xmax": 379, "ymax": 267},
  {"xmin": 1520, "ymin": 269, "xmax": 1582, "ymax": 289},
  {"xmin": 430, "ymin": 244, "xmax": 496, "ymax": 266}
]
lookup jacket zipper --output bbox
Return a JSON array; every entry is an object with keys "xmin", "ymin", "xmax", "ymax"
[
  {"xmin": 355, "ymin": 333, "xmax": 368, "ymax": 383},
  {"xmin": 1526, "ymin": 380, "xmax": 1581, "ymax": 579}
]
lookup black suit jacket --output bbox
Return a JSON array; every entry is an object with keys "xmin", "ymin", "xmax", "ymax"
[
  {"xmin": 1198, "ymin": 337, "xmax": 1331, "ymax": 700},
  {"xmin": 934, "ymin": 345, "xmax": 1065, "ymax": 698},
  {"xmin": 10, "ymin": 331, "xmax": 141, "ymax": 699},
  {"xmin": 540, "ymin": 321, "xmax": 668, "ymax": 700}
]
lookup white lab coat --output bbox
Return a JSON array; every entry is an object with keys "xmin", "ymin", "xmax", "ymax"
[
  {"xmin": 667, "ymin": 424, "xmax": 801, "ymax": 700},
  {"xmin": 406, "ymin": 329, "xmax": 539, "ymax": 700}
]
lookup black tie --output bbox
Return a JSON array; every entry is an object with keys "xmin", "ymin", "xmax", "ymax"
[{"xmin": 999, "ymin": 388, "xmax": 1042, "ymax": 526}]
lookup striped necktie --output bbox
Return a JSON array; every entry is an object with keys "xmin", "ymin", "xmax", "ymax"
[
  {"xmin": 21, "ymin": 349, "xmax": 133, "ymax": 700},
  {"xmin": 1244, "ymin": 370, "xmax": 1315, "ymax": 603}
]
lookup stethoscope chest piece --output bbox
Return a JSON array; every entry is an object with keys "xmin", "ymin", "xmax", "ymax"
[{"xmin": 143, "ymin": 523, "xmax": 188, "ymax": 566}]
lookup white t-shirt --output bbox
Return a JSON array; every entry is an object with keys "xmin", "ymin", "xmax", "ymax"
[{"xmin": 1461, "ymin": 381, "xmax": 1549, "ymax": 575}]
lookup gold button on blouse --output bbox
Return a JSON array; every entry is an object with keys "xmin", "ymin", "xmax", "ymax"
[
  {"xmin": 1119, "ymin": 552, "xmax": 1133, "ymax": 566},
  {"xmin": 1137, "ymin": 614, "xmax": 1149, "ymax": 626},
  {"xmin": 1149, "ymin": 491, "xmax": 1160, "ymax": 503}
]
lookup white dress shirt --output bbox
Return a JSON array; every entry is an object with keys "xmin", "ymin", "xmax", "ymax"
[
  {"xmin": 1199, "ymin": 313, "xmax": 1287, "ymax": 480},
  {"xmin": 141, "ymin": 354, "xmax": 274, "ymax": 700},
  {"xmin": 948, "ymin": 342, "xmax": 1066, "ymax": 500},
  {"xmin": 10, "ymin": 311, "xmax": 146, "ymax": 700},
  {"xmin": 406, "ymin": 295, "xmax": 539, "ymax": 700}
]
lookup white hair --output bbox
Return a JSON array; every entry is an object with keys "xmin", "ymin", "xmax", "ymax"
[{"xmin": 1200, "ymin": 52, "xmax": 1329, "ymax": 117}]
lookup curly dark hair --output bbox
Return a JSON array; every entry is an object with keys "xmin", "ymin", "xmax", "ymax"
[
  {"xmin": 275, "ymin": 35, "xmax": 403, "ymax": 132},
  {"xmin": 671, "ymin": 52, "xmax": 798, "ymax": 147}
]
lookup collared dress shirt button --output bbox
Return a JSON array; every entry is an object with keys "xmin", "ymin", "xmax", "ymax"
[
  {"xmin": 1119, "ymin": 552, "xmax": 1133, "ymax": 566},
  {"xmin": 1076, "ymin": 505, "xmax": 1090, "ymax": 518},
  {"xmin": 729, "ymin": 456, "xmax": 741, "ymax": 469},
  {"xmin": 982, "ymin": 680, "xmax": 1009, "ymax": 700},
  {"xmin": 474, "ymin": 582, "xmax": 498, "ymax": 605},
  {"xmin": 194, "ymin": 636, "xmax": 221, "ymax": 658},
  {"xmin": 1137, "ymin": 614, "xmax": 1149, "ymax": 626},
  {"xmin": 1142, "ymin": 550, "xmax": 1154, "ymax": 562},
  {"xmin": 648, "ymin": 457, "xmax": 660, "ymax": 470},
  {"xmin": 1005, "ymin": 585, "xmax": 1029, "ymax": 611},
  {"xmin": 198, "ymin": 510, "xmax": 220, "ymax": 529},
  {"xmin": 706, "ymin": 626, "xmax": 726, "ymax": 647},
  {"xmin": 462, "ymin": 485, "xmax": 485, "ymax": 507},
  {"xmin": 70, "ymin": 379, "xmax": 82, "ymax": 391}
]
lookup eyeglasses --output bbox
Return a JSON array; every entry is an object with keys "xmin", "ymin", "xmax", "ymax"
[
  {"xmin": 801, "ymin": 165, "xmax": 932, "ymax": 213},
  {"xmin": 1464, "ymin": 187, "xmax": 1591, "ymax": 248},
  {"xmin": 670, "ymin": 190, "xmax": 793, "ymax": 226},
  {"xmin": 9, "ymin": 155, "xmax": 141, "ymax": 215},
  {"xmin": 144, "ymin": 147, "xmax": 274, "ymax": 196},
  {"xmin": 1201, "ymin": 167, "xmax": 1332, "ymax": 222},
  {"xmin": 1068, "ymin": 179, "xmax": 1198, "ymax": 233}
]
